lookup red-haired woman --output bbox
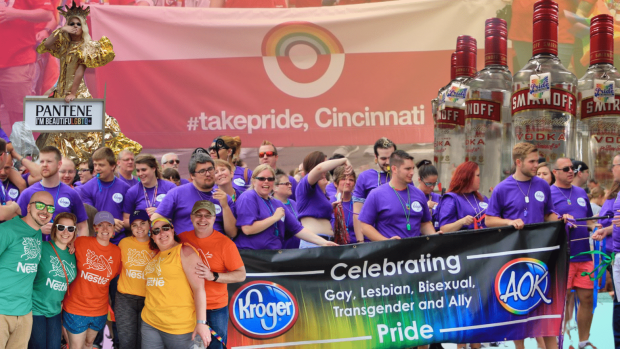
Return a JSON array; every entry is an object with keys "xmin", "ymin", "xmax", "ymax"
[{"xmin": 438, "ymin": 161, "xmax": 489, "ymax": 233}]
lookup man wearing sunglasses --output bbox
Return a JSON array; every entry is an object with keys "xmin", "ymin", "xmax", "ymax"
[
  {"xmin": 161, "ymin": 153, "xmax": 190, "ymax": 185},
  {"xmin": 0, "ymin": 191, "xmax": 54, "ymax": 349},
  {"xmin": 258, "ymin": 140, "xmax": 298, "ymax": 200}
]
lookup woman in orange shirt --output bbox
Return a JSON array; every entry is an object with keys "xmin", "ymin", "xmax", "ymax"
[
  {"xmin": 141, "ymin": 217, "xmax": 211, "ymax": 347},
  {"xmin": 115, "ymin": 210, "xmax": 157, "ymax": 349}
]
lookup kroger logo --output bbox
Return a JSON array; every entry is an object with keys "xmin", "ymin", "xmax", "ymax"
[
  {"xmin": 229, "ymin": 281, "xmax": 299, "ymax": 339},
  {"xmin": 494, "ymin": 258, "xmax": 552, "ymax": 315}
]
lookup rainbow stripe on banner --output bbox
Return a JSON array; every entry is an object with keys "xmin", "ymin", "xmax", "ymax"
[{"xmin": 261, "ymin": 22, "xmax": 344, "ymax": 57}]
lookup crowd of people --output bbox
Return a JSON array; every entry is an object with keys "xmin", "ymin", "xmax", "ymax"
[{"xmin": 0, "ymin": 132, "xmax": 619, "ymax": 349}]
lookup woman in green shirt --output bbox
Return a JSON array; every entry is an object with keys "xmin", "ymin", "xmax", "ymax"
[{"xmin": 28, "ymin": 212, "xmax": 78, "ymax": 349}]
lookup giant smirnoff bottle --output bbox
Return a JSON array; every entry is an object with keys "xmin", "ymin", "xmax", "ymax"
[
  {"xmin": 465, "ymin": 18, "xmax": 512, "ymax": 195},
  {"xmin": 433, "ymin": 53, "xmax": 457, "ymax": 135},
  {"xmin": 435, "ymin": 36, "xmax": 476, "ymax": 191},
  {"xmin": 511, "ymin": 0, "xmax": 577, "ymax": 162},
  {"xmin": 578, "ymin": 14, "xmax": 620, "ymax": 188}
]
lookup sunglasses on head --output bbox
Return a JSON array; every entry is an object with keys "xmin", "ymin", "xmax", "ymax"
[
  {"xmin": 69, "ymin": 22, "xmax": 81, "ymax": 27},
  {"xmin": 31, "ymin": 201, "xmax": 55, "ymax": 214},
  {"xmin": 152, "ymin": 224, "xmax": 172, "ymax": 235},
  {"xmin": 555, "ymin": 166, "xmax": 574, "ymax": 173},
  {"xmin": 56, "ymin": 224, "xmax": 76, "ymax": 233},
  {"xmin": 255, "ymin": 177, "xmax": 275, "ymax": 182},
  {"xmin": 259, "ymin": 151, "xmax": 276, "ymax": 158}
]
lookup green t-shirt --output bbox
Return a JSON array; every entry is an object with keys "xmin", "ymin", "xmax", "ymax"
[
  {"xmin": 0, "ymin": 216, "xmax": 42, "ymax": 316},
  {"xmin": 32, "ymin": 240, "xmax": 77, "ymax": 317}
]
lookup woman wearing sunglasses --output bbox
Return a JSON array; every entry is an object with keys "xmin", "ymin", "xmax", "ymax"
[
  {"xmin": 141, "ymin": 217, "xmax": 210, "ymax": 347},
  {"xmin": 416, "ymin": 160, "xmax": 441, "ymax": 230},
  {"xmin": 213, "ymin": 159, "xmax": 241, "ymax": 202},
  {"xmin": 235, "ymin": 164, "xmax": 338, "ymax": 250},
  {"xmin": 62, "ymin": 211, "xmax": 122, "ymax": 349},
  {"xmin": 208, "ymin": 136, "xmax": 252, "ymax": 194},
  {"xmin": 115, "ymin": 210, "xmax": 157, "ymax": 349},
  {"xmin": 29, "ymin": 212, "xmax": 78, "ymax": 349}
]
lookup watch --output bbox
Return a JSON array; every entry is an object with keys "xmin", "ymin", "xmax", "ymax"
[
  {"xmin": 197, "ymin": 320, "xmax": 207, "ymax": 325},
  {"xmin": 212, "ymin": 272, "xmax": 219, "ymax": 282}
]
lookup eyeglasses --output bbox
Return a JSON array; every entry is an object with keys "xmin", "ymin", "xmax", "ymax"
[
  {"xmin": 555, "ymin": 166, "xmax": 574, "ymax": 173},
  {"xmin": 77, "ymin": 169, "xmax": 90, "ymax": 174},
  {"xmin": 59, "ymin": 170, "xmax": 76, "ymax": 175},
  {"xmin": 255, "ymin": 177, "xmax": 275, "ymax": 182},
  {"xmin": 194, "ymin": 167, "xmax": 215, "ymax": 176},
  {"xmin": 69, "ymin": 22, "xmax": 81, "ymax": 27},
  {"xmin": 30, "ymin": 201, "xmax": 55, "ymax": 213},
  {"xmin": 276, "ymin": 182, "xmax": 292, "ymax": 187},
  {"xmin": 152, "ymin": 225, "xmax": 172, "ymax": 235},
  {"xmin": 164, "ymin": 159, "xmax": 180, "ymax": 165},
  {"xmin": 423, "ymin": 181, "xmax": 437, "ymax": 187},
  {"xmin": 259, "ymin": 151, "xmax": 276, "ymax": 158},
  {"xmin": 192, "ymin": 214, "xmax": 214, "ymax": 219},
  {"xmin": 56, "ymin": 224, "xmax": 76, "ymax": 233},
  {"xmin": 612, "ymin": 163, "xmax": 620, "ymax": 168}
]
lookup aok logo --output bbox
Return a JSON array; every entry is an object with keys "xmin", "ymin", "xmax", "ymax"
[
  {"xmin": 230, "ymin": 281, "xmax": 299, "ymax": 339},
  {"xmin": 494, "ymin": 258, "xmax": 552, "ymax": 315}
]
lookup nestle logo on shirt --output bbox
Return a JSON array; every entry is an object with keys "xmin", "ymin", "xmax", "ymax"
[
  {"xmin": 147, "ymin": 277, "xmax": 165, "ymax": 287},
  {"xmin": 46, "ymin": 278, "xmax": 67, "ymax": 291},
  {"xmin": 17, "ymin": 262, "xmax": 38, "ymax": 274},
  {"xmin": 126, "ymin": 269, "xmax": 145, "ymax": 279},
  {"xmin": 81, "ymin": 270, "xmax": 109, "ymax": 284}
]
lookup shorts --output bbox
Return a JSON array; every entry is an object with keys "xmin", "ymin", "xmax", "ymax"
[
  {"xmin": 62, "ymin": 311, "xmax": 107, "ymax": 334},
  {"xmin": 567, "ymin": 261, "xmax": 594, "ymax": 290}
]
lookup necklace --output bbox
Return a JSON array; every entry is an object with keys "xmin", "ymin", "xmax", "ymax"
[
  {"xmin": 142, "ymin": 181, "xmax": 158, "ymax": 208},
  {"xmin": 462, "ymin": 193, "xmax": 482, "ymax": 217},
  {"xmin": 285, "ymin": 199, "xmax": 298, "ymax": 219},
  {"xmin": 97, "ymin": 176, "xmax": 116, "ymax": 193},
  {"xmin": 377, "ymin": 169, "xmax": 390, "ymax": 187},
  {"xmin": 391, "ymin": 185, "xmax": 411, "ymax": 231},
  {"xmin": 344, "ymin": 200, "xmax": 353, "ymax": 231},
  {"xmin": 513, "ymin": 175, "xmax": 532, "ymax": 217},
  {"xmin": 555, "ymin": 185, "xmax": 573, "ymax": 205},
  {"xmin": 261, "ymin": 197, "xmax": 279, "ymax": 237},
  {"xmin": 193, "ymin": 185, "xmax": 211, "ymax": 201}
]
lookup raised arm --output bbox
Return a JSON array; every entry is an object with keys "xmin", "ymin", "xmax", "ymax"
[{"xmin": 307, "ymin": 158, "xmax": 350, "ymax": 186}]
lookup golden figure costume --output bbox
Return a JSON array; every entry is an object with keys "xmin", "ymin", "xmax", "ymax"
[{"xmin": 36, "ymin": 3, "xmax": 141, "ymax": 163}]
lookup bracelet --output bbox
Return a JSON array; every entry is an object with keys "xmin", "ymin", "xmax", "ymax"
[
  {"xmin": 197, "ymin": 320, "xmax": 207, "ymax": 325},
  {"xmin": 212, "ymin": 272, "xmax": 219, "ymax": 282}
]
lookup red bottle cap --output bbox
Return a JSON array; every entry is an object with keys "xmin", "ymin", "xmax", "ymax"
[
  {"xmin": 532, "ymin": 0, "xmax": 559, "ymax": 56},
  {"xmin": 451, "ymin": 52, "xmax": 457, "ymax": 80},
  {"xmin": 485, "ymin": 18, "xmax": 507, "ymax": 66},
  {"xmin": 590, "ymin": 14, "xmax": 614, "ymax": 65},
  {"xmin": 455, "ymin": 35, "xmax": 477, "ymax": 78}
]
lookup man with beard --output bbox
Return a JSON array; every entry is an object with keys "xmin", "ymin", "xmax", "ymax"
[
  {"xmin": 153, "ymin": 153, "xmax": 236, "ymax": 236},
  {"xmin": 161, "ymin": 152, "xmax": 190, "ymax": 185},
  {"xmin": 257, "ymin": 141, "xmax": 297, "ymax": 200},
  {"xmin": 17, "ymin": 146, "xmax": 88, "ymax": 237},
  {"xmin": 0, "ymin": 191, "xmax": 54, "ymax": 349}
]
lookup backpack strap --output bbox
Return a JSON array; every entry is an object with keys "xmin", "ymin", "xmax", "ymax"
[{"xmin": 48, "ymin": 241, "xmax": 70, "ymax": 295}]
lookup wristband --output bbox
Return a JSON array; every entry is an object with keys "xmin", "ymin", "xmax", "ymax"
[
  {"xmin": 212, "ymin": 272, "xmax": 219, "ymax": 282},
  {"xmin": 197, "ymin": 320, "xmax": 207, "ymax": 325}
]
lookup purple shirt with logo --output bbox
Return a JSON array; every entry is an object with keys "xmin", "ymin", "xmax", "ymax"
[
  {"xmin": 550, "ymin": 185, "xmax": 592, "ymax": 262},
  {"xmin": 123, "ymin": 179, "xmax": 177, "ymax": 214},
  {"xmin": 353, "ymin": 169, "xmax": 390, "ymax": 203},
  {"xmin": 295, "ymin": 176, "xmax": 333, "ymax": 220},
  {"xmin": 79, "ymin": 177, "xmax": 130, "ymax": 244},
  {"xmin": 117, "ymin": 175, "xmax": 139, "ymax": 188},
  {"xmin": 486, "ymin": 176, "xmax": 553, "ymax": 224},
  {"xmin": 358, "ymin": 183, "xmax": 431, "ymax": 239},
  {"xmin": 1, "ymin": 180, "xmax": 21, "ymax": 204},
  {"xmin": 438, "ymin": 192, "xmax": 489, "ymax": 230},
  {"xmin": 232, "ymin": 167, "xmax": 253, "ymax": 194},
  {"xmin": 234, "ymin": 190, "xmax": 303, "ymax": 250},
  {"xmin": 155, "ymin": 183, "xmax": 235, "ymax": 235}
]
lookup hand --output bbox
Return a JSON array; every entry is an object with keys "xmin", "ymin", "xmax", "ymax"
[
  {"xmin": 195, "ymin": 262, "xmax": 215, "ymax": 281},
  {"xmin": 561, "ymin": 214, "xmax": 574, "ymax": 225},
  {"xmin": 113, "ymin": 219, "xmax": 124, "ymax": 233},
  {"xmin": 35, "ymin": 29, "xmax": 50, "ymax": 42},
  {"xmin": 427, "ymin": 200, "xmax": 438, "ymax": 210},
  {"xmin": 65, "ymin": 93, "xmax": 76, "ymax": 103},
  {"xmin": 389, "ymin": 236, "xmax": 401, "ymax": 240},
  {"xmin": 331, "ymin": 200, "xmax": 342, "ymax": 209},
  {"xmin": 192, "ymin": 324, "xmax": 211, "ymax": 347},
  {"xmin": 436, "ymin": 230, "xmax": 444, "ymax": 234},
  {"xmin": 273, "ymin": 207, "xmax": 285, "ymax": 221},
  {"xmin": 41, "ymin": 222, "xmax": 53, "ymax": 235},
  {"xmin": 322, "ymin": 241, "xmax": 339, "ymax": 247},
  {"xmin": 460, "ymin": 215, "xmax": 474, "ymax": 226},
  {"xmin": 343, "ymin": 160, "xmax": 353, "ymax": 175},
  {"xmin": 61, "ymin": 25, "xmax": 79, "ymax": 35},
  {"xmin": 0, "ymin": 7, "xmax": 17, "ymax": 24},
  {"xmin": 68, "ymin": 241, "xmax": 76, "ymax": 254},
  {"xmin": 591, "ymin": 228, "xmax": 608, "ymax": 241},
  {"xmin": 146, "ymin": 207, "xmax": 157, "ymax": 217},
  {"xmin": 6, "ymin": 201, "xmax": 21, "ymax": 216},
  {"xmin": 6, "ymin": 143, "xmax": 14, "ymax": 155},
  {"xmin": 212, "ymin": 189, "xmax": 228, "ymax": 207},
  {"xmin": 509, "ymin": 219, "xmax": 525, "ymax": 230}
]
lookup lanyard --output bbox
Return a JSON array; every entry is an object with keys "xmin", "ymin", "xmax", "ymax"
[
  {"xmin": 41, "ymin": 182, "xmax": 61, "ymax": 223},
  {"xmin": 261, "ymin": 197, "xmax": 279, "ymax": 237},
  {"xmin": 343, "ymin": 200, "xmax": 353, "ymax": 231},
  {"xmin": 0, "ymin": 180, "xmax": 6, "ymax": 205},
  {"xmin": 285, "ymin": 200, "xmax": 298, "ymax": 219},
  {"xmin": 391, "ymin": 186, "xmax": 411, "ymax": 231},
  {"xmin": 377, "ymin": 169, "xmax": 390, "ymax": 187},
  {"xmin": 97, "ymin": 176, "xmax": 116, "ymax": 193},
  {"xmin": 143, "ymin": 182, "xmax": 158, "ymax": 208}
]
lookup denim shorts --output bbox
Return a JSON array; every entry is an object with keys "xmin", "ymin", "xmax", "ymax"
[{"xmin": 62, "ymin": 311, "xmax": 107, "ymax": 334}]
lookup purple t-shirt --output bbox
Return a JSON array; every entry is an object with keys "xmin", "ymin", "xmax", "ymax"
[
  {"xmin": 358, "ymin": 183, "xmax": 431, "ymax": 239},
  {"xmin": 353, "ymin": 169, "xmax": 390, "ymax": 203},
  {"xmin": 232, "ymin": 167, "xmax": 253, "ymax": 194},
  {"xmin": 180, "ymin": 178, "xmax": 190, "ymax": 185},
  {"xmin": 438, "ymin": 192, "xmax": 490, "ymax": 231},
  {"xmin": 611, "ymin": 193, "xmax": 620, "ymax": 252},
  {"xmin": 330, "ymin": 196, "xmax": 367, "ymax": 243},
  {"xmin": 123, "ymin": 179, "xmax": 177, "ymax": 214},
  {"xmin": 74, "ymin": 181, "xmax": 82, "ymax": 187},
  {"xmin": 0, "ymin": 128, "xmax": 9, "ymax": 143},
  {"xmin": 155, "ymin": 183, "xmax": 235, "ymax": 235},
  {"xmin": 295, "ymin": 176, "xmax": 333, "ymax": 220},
  {"xmin": 550, "ymin": 185, "xmax": 592, "ymax": 262},
  {"xmin": 79, "ymin": 177, "xmax": 130, "ymax": 244},
  {"xmin": 234, "ymin": 190, "xmax": 303, "ymax": 250},
  {"xmin": 212, "ymin": 185, "xmax": 242, "ymax": 203},
  {"xmin": 1, "ymin": 179, "xmax": 21, "ymax": 204},
  {"xmin": 281, "ymin": 199, "xmax": 301, "ymax": 249},
  {"xmin": 325, "ymin": 182, "xmax": 337, "ymax": 201},
  {"xmin": 429, "ymin": 192, "xmax": 441, "ymax": 230},
  {"xmin": 600, "ymin": 198, "xmax": 616, "ymax": 253},
  {"xmin": 288, "ymin": 176, "xmax": 298, "ymax": 201},
  {"xmin": 486, "ymin": 176, "xmax": 553, "ymax": 224},
  {"xmin": 117, "ymin": 174, "xmax": 139, "ymax": 188}
]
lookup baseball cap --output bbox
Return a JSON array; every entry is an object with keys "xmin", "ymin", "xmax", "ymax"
[
  {"xmin": 192, "ymin": 200, "xmax": 216, "ymax": 216},
  {"xmin": 94, "ymin": 211, "xmax": 115, "ymax": 225},
  {"xmin": 130, "ymin": 210, "xmax": 150, "ymax": 225}
]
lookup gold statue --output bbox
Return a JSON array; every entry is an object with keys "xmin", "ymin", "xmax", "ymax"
[{"xmin": 36, "ymin": 2, "xmax": 142, "ymax": 163}]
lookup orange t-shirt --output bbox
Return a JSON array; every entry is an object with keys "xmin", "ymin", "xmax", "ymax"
[
  {"xmin": 179, "ymin": 230, "xmax": 244, "ymax": 310},
  {"xmin": 63, "ymin": 236, "xmax": 121, "ymax": 317},
  {"xmin": 118, "ymin": 237, "xmax": 157, "ymax": 297}
]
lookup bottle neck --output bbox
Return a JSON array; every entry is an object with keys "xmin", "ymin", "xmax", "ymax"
[
  {"xmin": 588, "ymin": 62, "xmax": 615, "ymax": 70},
  {"xmin": 532, "ymin": 20, "xmax": 558, "ymax": 56}
]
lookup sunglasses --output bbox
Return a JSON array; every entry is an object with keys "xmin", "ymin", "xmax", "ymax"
[
  {"xmin": 56, "ymin": 224, "xmax": 76, "ymax": 233},
  {"xmin": 164, "ymin": 159, "xmax": 180, "ymax": 165},
  {"xmin": 259, "ymin": 151, "xmax": 276, "ymax": 158},
  {"xmin": 555, "ymin": 166, "xmax": 574, "ymax": 173},
  {"xmin": 152, "ymin": 225, "xmax": 172, "ymax": 235},
  {"xmin": 31, "ymin": 201, "xmax": 55, "ymax": 214},
  {"xmin": 69, "ymin": 22, "xmax": 81, "ymax": 27},
  {"xmin": 255, "ymin": 177, "xmax": 275, "ymax": 182},
  {"xmin": 276, "ymin": 182, "xmax": 292, "ymax": 187},
  {"xmin": 423, "ymin": 181, "xmax": 437, "ymax": 187}
]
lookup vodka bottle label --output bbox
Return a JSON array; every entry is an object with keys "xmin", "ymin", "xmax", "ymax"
[
  {"xmin": 512, "ymin": 88, "xmax": 576, "ymax": 115},
  {"xmin": 466, "ymin": 99, "xmax": 502, "ymax": 122},
  {"xmin": 593, "ymin": 79, "xmax": 615, "ymax": 103},
  {"xmin": 580, "ymin": 94, "xmax": 620, "ymax": 119},
  {"xmin": 529, "ymin": 73, "xmax": 551, "ymax": 101}
]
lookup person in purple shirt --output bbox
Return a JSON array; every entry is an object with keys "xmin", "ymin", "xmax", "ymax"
[
  {"xmin": 76, "ymin": 159, "xmax": 94, "ymax": 188},
  {"xmin": 330, "ymin": 166, "xmax": 367, "ymax": 243},
  {"xmin": 152, "ymin": 153, "xmax": 237, "ymax": 238},
  {"xmin": 295, "ymin": 151, "xmax": 352, "ymax": 248},
  {"xmin": 161, "ymin": 152, "xmax": 190, "ymax": 185},
  {"xmin": 439, "ymin": 161, "xmax": 489, "ymax": 232},
  {"xmin": 359, "ymin": 150, "xmax": 437, "ymax": 240},
  {"xmin": 598, "ymin": 181, "xmax": 620, "ymax": 252},
  {"xmin": 16, "ymin": 146, "xmax": 88, "ymax": 237},
  {"xmin": 213, "ymin": 159, "xmax": 242, "ymax": 203},
  {"xmin": 8, "ymin": 147, "xmax": 42, "ymax": 189},
  {"xmin": 208, "ymin": 136, "xmax": 252, "ymax": 194},
  {"xmin": 0, "ymin": 139, "xmax": 22, "ymax": 221},
  {"xmin": 79, "ymin": 147, "xmax": 130, "ymax": 245},
  {"xmin": 416, "ymin": 160, "xmax": 441, "ymax": 230},
  {"xmin": 122, "ymin": 154, "xmax": 176, "ymax": 225},
  {"xmin": 116, "ymin": 150, "xmax": 139, "ymax": 187},
  {"xmin": 273, "ymin": 173, "xmax": 300, "ymax": 249},
  {"xmin": 550, "ymin": 157, "xmax": 598, "ymax": 349},
  {"xmin": 258, "ymin": 140, "xmax": 298, "ymax": 201},
  {"xmin": 235, "ymin": 165, "xmax": 336, "ymax": 250}
]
